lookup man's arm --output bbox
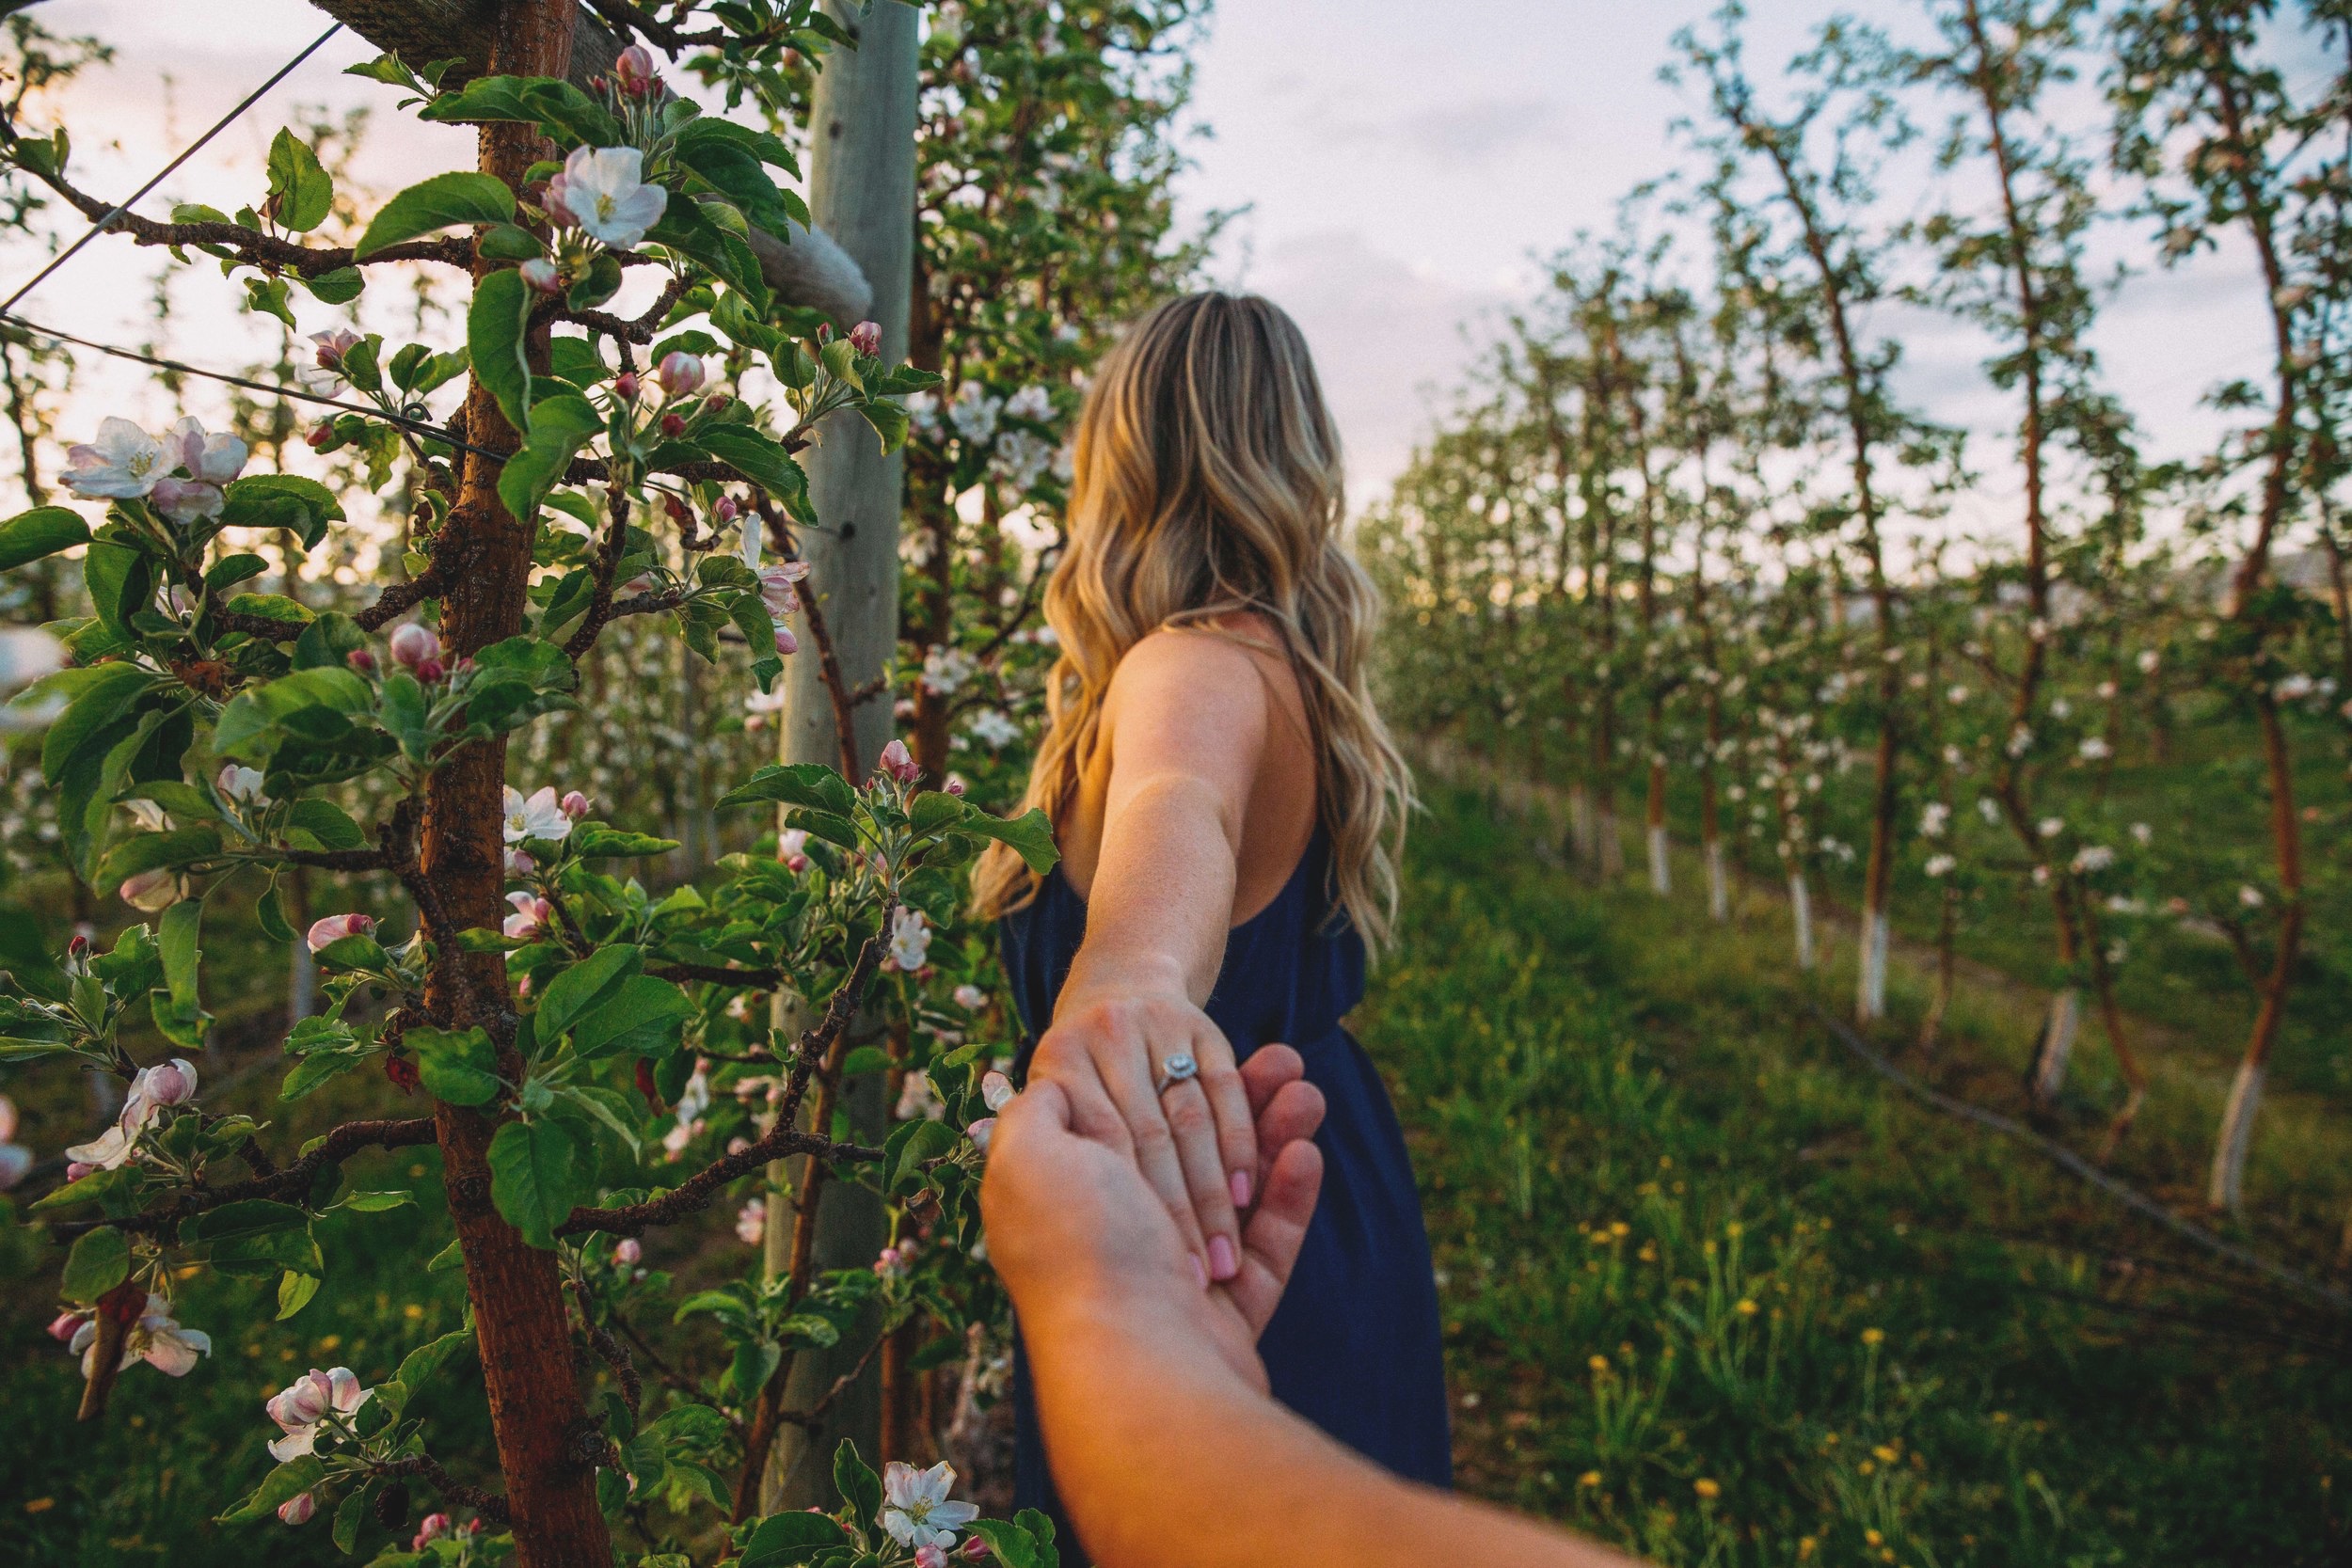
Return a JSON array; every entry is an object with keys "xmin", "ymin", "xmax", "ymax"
[{"xmin": 982, "ymin": 1076, "xmax": 1648, "ymax": 1568}]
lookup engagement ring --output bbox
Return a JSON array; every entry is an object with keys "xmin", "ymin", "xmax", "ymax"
[{"xmin": 1154, "ymin": 1052, "xmax": 1199, "ymax": 1096}]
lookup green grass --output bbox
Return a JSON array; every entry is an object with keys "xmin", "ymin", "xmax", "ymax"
[{"xmin": 1357, "ymin": 781, "xmax": 2351, "ymax": 1566}]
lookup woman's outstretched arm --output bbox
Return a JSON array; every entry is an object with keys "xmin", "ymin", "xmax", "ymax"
[
  {"xmin": 983, "ymin": 1070, "xmax": 1646, "ymax": 1568},
  {"xmin": 1025, "ymin": 628, "xmax": 1282, "ymax": 1285}
]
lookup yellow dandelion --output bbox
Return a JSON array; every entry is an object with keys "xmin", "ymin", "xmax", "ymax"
[
  {"xmin": 1579, "ymin": 1470, "xmax": 1603, "ymax": 1488},
  {"xmin": 1861, "ymin": 1326, "xmax": 1885, "ymax": 1346},
  {"xmin": 1638, "ymin": 1243, "xmax": 1659, "ymax": 1262},
  {"xmin": 318, "ymin": 1334, "xmax": 342, "ymax": 1352},
  {"xmin": 1872, "ymin": 1445, "xmax": 1899, "ymax": 1464},
  {"xmin": 1703, "ymin": 1239, "xmax": 1718, "ymax": 1256},
  {"xmin": 1725, "ymin": 1220, "xmax": 1743, "ymax": 1237},
  {"xmin": 1798, "ymin": 1538, "xmax": 1817, "ymax": 1560},
  {"xmin": 24, "ymin": 1497, "xmax": 55, "ymax": 1514},
  {"xmin": 1735, "ymin": 1298, "xmax": 1760, "ymax": 1317},
  {"xmin": 1991, "ymin": 1411, "xmax": 2010, "ymax": 1424},
  {"xmin": 1880, "ymin": 1551, "xmax": 1896, "ymax": 1564},
  {"xmin": 404, "ymin": 1303, "xmax": 425, "ymax": 1321},
  {"xmin": 1692, "ymin": 1478, "xmax": 1721, "ymax": 1499},
  {"xmin": 1610, "ymin": 1220, "xmax": 1630, "ymax": 1238},
  {"xmin": 1865, "ymin": 1529, "xmax": 1883, "ymax": 1547},
  {"xmin": 1858, "ymin": 1460, "xmax": 1877, "ymax": 1476},
  {"xmin": 1588, "ymin": 1354, "xmax": 1611, "ymax": 1373}
]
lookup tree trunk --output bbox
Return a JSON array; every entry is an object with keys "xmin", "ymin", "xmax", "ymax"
[
  {"xmin": 1788, "ymin": 870, "xmax": 1814, "ymax": 972},
  {"xmin": 421, "ymin": 5, "xmax": 613, "ymax": 1562},
  {"xmin": 2210, "ymin": 698, "xmax": 2304, "ymax": 1212},
  {"xmin": 761, "ymin": 0, "xmax": 920, "ymax": 1508},
  {"xmin": 2030, "ymin": 988, "xmax": 2078, "ymax": 1106}
]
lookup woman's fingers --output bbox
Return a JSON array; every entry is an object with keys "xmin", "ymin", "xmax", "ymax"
[
  {"xmin": 1225, "ymin": 1134, "xmax": 1325, "ymax": 1337},
  {"xmin": 1161, "ymin": 1071, "xmax": 1245, "ymax": 1281},
  {"xmin": 1096, "ymin": 1043, "xmax": 1216, "ymax": 1279},
  {"xmin": 1194, "ymin": 1028, "xmax": 1261, "ymax": 1220}
]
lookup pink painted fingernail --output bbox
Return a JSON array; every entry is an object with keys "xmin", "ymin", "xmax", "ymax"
[
  {"xmin": 1231, "ymin": 1169, "xmax": 1253, "ymax": 1209},
  {"xmin": 1207, "ymin": 1235, "xmax": 1239, "ymax": 1281},
  {"xmin": 1190, "ymin": 1253, "xmax": 1209, "ymax": 1290}
]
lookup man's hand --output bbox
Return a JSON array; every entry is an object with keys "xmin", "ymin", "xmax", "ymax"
[{"xmin": 984, "ymin": 1044, "xmax": 1326, "ymax": 1389}]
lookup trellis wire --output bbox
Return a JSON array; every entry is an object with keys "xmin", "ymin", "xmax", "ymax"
[{"xmin": 0, "ymin": 22, "xmax": 345, "ymax": 314}]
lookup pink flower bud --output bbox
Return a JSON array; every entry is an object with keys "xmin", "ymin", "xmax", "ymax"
[
  {"xmin": 966, "ymin": 1117, "xmax": 994, "ymax": 1152},
  {"xmin": 612, "ymin": 1238, "xmax": 643, "ymax": 1266},
  {"xmin": 141, "ymin": 1057, "xmax": 198, "ymax": 1107},
  {"xmin": 850, "ymin": 320, "xmax": 882, "ymax": 357},
  {"xmin": 704, "ymin": 392, "xmax": 728, "ymax": 414},
  {"xmin": 715, "ymin": 495, "xmax": 740, "ymax": 523},
  {"xmin": 306, "ymin": 422, "xmax": 334, "ymax": 451},
  {"xmin": 68, "ymin": 933, "xmax": 90, "ymax": 959},
  {"xmin": 310, "ymin": 328, "xmax": 360, "ymax": 370},
  {"xmin": 306, "ymin": 913, "xmax": 377, "ymax": 954},
  {"xmin": 520, "ymin": 257, "xmax": 562, "ymax": 293},
  {"xmin": 614, "ymin": 370, "xmax": 641, "ymax": 402},
  {"xmin": 387, "ymin": 622, "xmax": 441, "ymax": 671},
  {"xmin": 945, "ymin": 774, "xmax": 966, "ymax": 797},
  {"xmin": 656, "ymin": 351, "xmax": 705, "ymax": 397},
  {"xmin": 660, "ymin": 412, "xmax": 686, "ymax": 437},
  {"xmin": 561, "ymin": 790, "xmax": 591, "ymax": 820},
  {"xmin": 815, "ymin": 322, "xmax": 833, "ymax": 345},
  {"xmin": 877, "ymin": 737, "xmax": 919, "ymax": 784},
  {"xmin": 65, "ymin": 1161, "xmax": 95, "ymax": 1180},
  {"xmin": 542, "ymin": 177, "xmax": 579, "ymax": 229},
  {"xmin": 278, "ymin": 1492, "xmax": 316, "ymax": 1526},
  {"xmin": 505, "ymin": 847, "xmax": 536, "ymax": 879},
  {"xmin": 48, "ymin": 1311, "xmax": 83, "ymax": 1342},
  {"xmin": 119, "ymin": 869, "xmax": 183, "ymax": 911},
  {"xmin": 964, "ymin": 1541, "xmax": 992, "ymax": 1560},
  {"xmin": 915, "ymin": 1546, "xmax": 947, "ymax": 1568},
  {"xmin": 413, "ymin": 1513, "xmax": 452, "ymax": 1549},
  {"xmin": 346, "ymin": 647, "xmax": 377, "ymax": 673},
  {"xmin": 614, "ymin": 43, "xmax": 658, "ymax": 95},
  {"xmin": 413, "ymin": 657, "xmax": 445, "ymax": 685},
  {"xmin": 774, "ymin": 626, "xmax": 800, "ymax": 656}
]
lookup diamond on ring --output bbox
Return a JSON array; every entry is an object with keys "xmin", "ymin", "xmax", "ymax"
[{"xmin": 1154, "ymin": 1052, "xmax": 1199, "ymax": 1096}]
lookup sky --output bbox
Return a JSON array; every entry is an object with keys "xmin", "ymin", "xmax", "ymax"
[{"xmin": 0, "ymin": 0, "xmax": 2292, "ymax": 528}]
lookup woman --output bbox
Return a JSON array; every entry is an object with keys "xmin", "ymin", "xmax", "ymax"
[{"xmin": 972, "ymin": 291, "xmax": 1449, "ymax": 1545}]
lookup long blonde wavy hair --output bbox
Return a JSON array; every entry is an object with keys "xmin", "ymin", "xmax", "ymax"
[{"xmin": 971, "ymin": 291, "xmax": 1413, "ymax": 954}]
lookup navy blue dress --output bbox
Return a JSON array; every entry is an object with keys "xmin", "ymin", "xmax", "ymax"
[{"xmin": 999, "ymin": 832, "xmax": 1452, "ymax": 1544}]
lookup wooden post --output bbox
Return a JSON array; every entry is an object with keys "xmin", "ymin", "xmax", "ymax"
[{"xmin": 760, "ymin": 0, "xmax": 919, "ymax": 1510}]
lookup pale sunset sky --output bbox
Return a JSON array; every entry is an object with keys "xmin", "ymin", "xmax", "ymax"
[{"xmin": 4, "ymin": 0, "xmax": 2290, "ymax": 523}]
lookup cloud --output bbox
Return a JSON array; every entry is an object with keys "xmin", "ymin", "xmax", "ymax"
[{"xmin": 1321, "ymin": 95, "xmax": 1569, "ymax": 166}]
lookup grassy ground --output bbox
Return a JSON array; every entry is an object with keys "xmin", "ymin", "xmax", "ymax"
[{"xmin": 1356, "ymin": 780, "xmax": 2350, "ymax": 1567}]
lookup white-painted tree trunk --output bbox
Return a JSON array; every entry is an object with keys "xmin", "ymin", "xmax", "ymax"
[
  {"xmin": 2207, "ymin": 1060, "xmax": 2265, "ymax": 1212},
  {"xmin": 1788, "ymin": 873, "xmax": 1814, "ymax": 971},
  {"xmin": 2029, "ymin": 987, "xmax": 2079, "ymax": 1103},
  {"xmin": 1705, "ymin": 838, "xmax": 1728, "ymax": 923},
  {"xmin": 1854, "ymin": 906, "xmax": 1889, "ymax": 1022},
  {"xmin": 1646, "ymin": 824, "xmax": 1670, "ymax": 895},
  {"xmin": 1597, "ymin": 806, "xmax": 1624, "ymax": 879},
  {"xmin": 288, "ymin": 938, "xmax": 315, "ymax": 1022}
]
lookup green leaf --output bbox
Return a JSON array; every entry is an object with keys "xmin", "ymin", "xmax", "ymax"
[
  {"xmin": 265, "ymin": 128, "xmax": 335, "ymax": 232},
  {"xmin": 714, "ymin": 762, "xmax": 856, "ymax": 816},
  {"xmin": 467, "ymin": 265, "xmax": 533, "ymax": 431},
  {"xmin": 697, "ymin": 423, "xmax": 805, "ymax": 503},
  {"xmin": 739, "ymin": 1510, "xmax": 851, "ymax": 1568},
  {"xmin": 276, "ymin": 1270, "xmax": 322, "ymax": 1320},
  {"xmin": 784, "ymin": 808, "xmax": 860, "ymax": 853},
  {"xmin": 221, "ymin": 593, "xmax": 313, "ymax": 632},
  {"xmin": 41, "ymin": 662, "xmax": 156, "ymax": 784},
  {"xmin": 304, "ymin": 265, "xmax": 363, "ymax": 304},
  {"xmin": 496, "ymin": 390, "xmax": 601, "ymax": 524},
  {"xmin": 967, "ymin": 1520, "xmax": 1042, "ymax": 1568},
  {"xmin": 569, "ymin": 825, "xmax": 679, "ymax": 859},
  {"xmin": 832, "ymin": 1441, "xmax": 883, "ymax": 1535},
  {"xmin": 332, "ymin": 1481, "xmax": 373, "ymax": 1554},
  {"xmin": 220, "ymin": 474, "xmax": 344, "ymax": 549},
  {"xmin": 60, "ymin": 1227, "xmax": 130, "ymax": 1303},
  {"xmin": 568, "ymin": 974, "xmax": 693, "ymax": 1060},
  {"xmin": 884, "ymin": 1118, "xmax": 959, "ymax": 1195},
  {"xmin": 245, "ymin": 275, "xmax": 297, "ymax": 330},
  {"xmin": 93, "ymin": 827, "xmax": 222, "ymax": 889},
  {"xmin": 409, "ymin": 1024, "xmax": 501, "ymax": 1106},
  {"xmin": 487, "ymin": 1117, "xmax": 590, "ymax": 1248},
  {"xmin": 217, "ymin": 1455, "xmax": 325, "ymax": 1525},
  {"xmin": 355, "ymin": 170, "xmax": 516, "ymax": 259},
  {"xmin": 962, "ymin": 807, "xmax": 1059, "ymax": 874},
  {"xmin": 285, "ymin": 797, "xmax": 369, "ymax": 852},
  {"xmin": 479, "ymin": 222, "xmax": 546, "ymax": 261},
  {"xmin": 0, "ymin": 505, "xmax": 89, "ymax": 570},
  {"xmin": 534, "ymin": 942, "xmax": 643, "ymax": 1042}
]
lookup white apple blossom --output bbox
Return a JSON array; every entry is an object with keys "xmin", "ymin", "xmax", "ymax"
[
  {"xmin": 2073, "ymin": 846, "xmax": 2116, "ymax": 873},
  {"xmin": 504, "ymin": 893, "xmax": 553, "ymax": 942},
  {"xmin": 2038, "ymin": 816, "xmax": 2064, "ymax": 839},
  {"xmin": 1003, "ymin": 385, "xmax": 1053, "ymax": 422},
  {"xmin": 66, "ymin": 1292, "xmax": 211, "ymax": 1379},
  {"xmin": 64, "ymin": 418, "xmax": 170, "ymax": 499},
  {"xmin": 551, "ymin": 145, "xmax": 669, "ymax": 248},
  {"xmin": 1918, "ymin": 802, "xmax": 1949, "ymax": 839},
  {"xmin": 1924, "ymin": 853, "xmax": 1957, "ymax": 878},
  {"xmin": 888, "ymin": 906, "xmax": 932, "ymax": 972},
  {"xmin": 2078, "ymin": 736, "xmax": 2111, "ymax": 761},
  {"xmin": 503, "ymin": 785, "xmax": 573, "ymax": 845},
  {"xmin": 947, "ymin": 383, "xmax": 1002, "ymax": 445},
  {"xmin": 265, "ymin": 1366, "xmax": 372, "ymax": 1462},
  {"xmin": 964, "ymin": 709, "xmax": 1019, "ymax": 750},
  {"xmin": 2131, "ymin": 822, "xmax": 2153, "ymax": 846},
  {"xmin": 952, "ymin": 984, "xmax": 988, "ymax": 1010},
  {"xmin": 736, "ymin": 1196, "xmax": 767, "ymax": 1244},
  {"xmin": 881, "ymin": 1461, "xmax": 978, "ymax": 1550},
  {"xmin": 217, "ymin": 764, "xmax": 268, "ymax": 806}
]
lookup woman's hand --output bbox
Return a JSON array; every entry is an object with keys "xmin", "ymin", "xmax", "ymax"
[
  {"xmin": 987, "ymin": 1042, "xmax": 1326, "ymax": 1389},
  {"xmin": 1026, "ymin": 988, "xmax": 1268, "ymax": 1285}
]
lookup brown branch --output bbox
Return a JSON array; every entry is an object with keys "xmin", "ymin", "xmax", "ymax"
[
  {"xmin": 25, "ymin": 166, "xmax": 474, "ymax": 276},
  {"xmin": 758, "ymin": 498, "xmax": 863, "ymax": 775},
  {"xmin": 563, "ymin": 483, "xmax": 634, "ymax": 659},
  {"xmin": 564, "ymin": 1277, "xmax": 642, "ymax": 1418},
  {"xmin": 49, "ymin": 1117, "xmax": 437, "ymax": 1241},
  {"xmin": 372, "ymin": 1453, "xmax": 514, "ymax": 1527},
  {"xmin": 608, "ymin": 1301, "xmax": 733, "ymax": 1428},
  {"xmin": 607, "ymin": 588, "xmax": 690, "ymax": 622},
  {"xmin": 214, "ymin": 610, "xmax": 310, "ymax": 642},
  {"xmin": 356, "ymin": 565, "xmax": 449, "ymax": 633},
  {"xmin": 775, "ymin": 1323, "xmax": 889, "ymax": 1431},
  {"xmin": 566, "ymin": 275, "xmax": 685, "ymax": 347},
  {"xmin": 556, "ymin": 935, "xmax": 884, "ymax": 1239}
]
